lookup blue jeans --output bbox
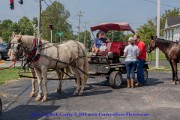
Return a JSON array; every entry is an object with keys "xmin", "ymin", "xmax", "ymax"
[
  {"xmin": 137, "ymin": 59, "xmax": 145, "ymax": 84},
  {"xmin": 125, "ymin": 61, "xmax": 137, "ymax": 80}
]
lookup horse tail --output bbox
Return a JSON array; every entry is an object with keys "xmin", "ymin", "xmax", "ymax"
[
  {"xmin": 75, "ymin": 41, "xmax": 89, "ymax": 81},
  {"xmin": 63, "ymin": 66, "xmax": 73, "ymax": 78}
]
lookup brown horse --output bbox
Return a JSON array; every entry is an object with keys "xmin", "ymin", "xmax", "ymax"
[{"xmin": 147, "ymin": 37, "xmax": 180, "ymax": 84}]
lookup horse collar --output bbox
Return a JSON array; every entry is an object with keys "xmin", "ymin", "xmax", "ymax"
[{"xmin": 27, "ymin": 37, "xmax": 42, "ymax": 62}]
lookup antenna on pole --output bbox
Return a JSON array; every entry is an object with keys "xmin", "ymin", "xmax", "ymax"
[
  {"xmin": 77, "ymin": 10, "xmax": 84, "ymax": 41},
  {"xmin": 38, "ymin": 0, "xmax": 42, "ymax": 38},
  {"xmin": 156, "ymin": 0, "xmax": 160, "ymax": 68},
  {"xmin": 37, "ymin": 0, "xmax": 42, "ymax": 54}
]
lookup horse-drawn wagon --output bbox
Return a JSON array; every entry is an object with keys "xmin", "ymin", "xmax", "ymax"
[
  {"xmin": 15, "ymin": 22, "xmax": 149, "ymax": 90},
  {"xmin": 7, "ymin": 22, "xmax": 148, "ymax": 101},
  {"xmin": 88, "ymin": 22, "xmax": 149, "ymax": 88}
]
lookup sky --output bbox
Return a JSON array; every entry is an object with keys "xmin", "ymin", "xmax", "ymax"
[{"xmin": 0, "ymin": 0, "xmax": 180, "ymax": 34}]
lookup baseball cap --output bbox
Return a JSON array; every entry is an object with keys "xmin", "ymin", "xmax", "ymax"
[
  {"xmin": 128, "ymin": 37, "xmax": 134, "ymax": 41},
  {"xmin": 97, "ymin": 31, "xmax": 105, "ymax": 35}
]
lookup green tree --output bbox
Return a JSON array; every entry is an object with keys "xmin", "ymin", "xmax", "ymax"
[
  {"xmin": 41, "ymin": 1, "xmax": 73, "ymax": 42},
  {"xmin": 18, "ymin": 16, "xmax": 34, "ymax": 35},
  {"xmin": 137, "ymin": 19, "xmax": 156, "ymax": 45},
  {"xmin": 0, "ymin": 19, "xmax": 14, "ymax": 42},
  {"xmin": 106, "ymin": 31, "xmax": 133, "ymax": 42},
  {"xmin": 79, "ymin": 30, "xmax": 91, "ymax": 43}
]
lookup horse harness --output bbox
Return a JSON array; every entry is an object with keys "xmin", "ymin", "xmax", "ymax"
[{"xmin": 12, "ymin": 38, "xmax": 88, "ymax": 76}]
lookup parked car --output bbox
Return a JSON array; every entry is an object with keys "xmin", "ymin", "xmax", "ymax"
[{"xmin": 0, "ymin": 43, "xmax": 9, "ymax": 60}]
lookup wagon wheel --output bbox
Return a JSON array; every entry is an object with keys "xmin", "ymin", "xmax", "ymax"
[
  {"xmin": 0, "ymin": 98, "xmax": 2, "ymax": 116},
  {"xmin": 109, "ymin": 71, "xmax": 122, "ymax": 89},
  {"xmin": 143, "ymin": 69, "xmax": 148, "ymax": 83}
]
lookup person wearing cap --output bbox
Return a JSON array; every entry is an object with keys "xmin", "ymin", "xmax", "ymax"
[
  {"xmin": 134, "ymin": 35, "xmax": 146, "ymax": 87},
  {"xmin": 124, "ymin": 37, "xmax": 139, "ymax": 88},
  {"xmin": 92, "ymin": 31, "xmax": 110, "ymax": 54}
]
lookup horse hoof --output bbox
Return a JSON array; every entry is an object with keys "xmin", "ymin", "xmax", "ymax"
[
  {"xmin": 29, "ymin": 93, "xmax": 36, "ymax": 97},
  {"xmin": 42, "ymin": 97, "xmax": 47, "ymax": 102},
  {"xmin": 35, "ymin": 96, "xmax": 42, "ymax": 101},
  {"xmin": 55, "ymin": 89, "xmax": 62, "ymax": 93},
  {"xmin": 73, "ymin": 92, "xmax": 78, "ymax": 96},
  {"xmin": 78, "ymin": 92, "xmax": 83, "ymax": 96}
]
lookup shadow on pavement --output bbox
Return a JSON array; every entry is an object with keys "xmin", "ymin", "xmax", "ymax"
[
  {"xmin": 87, "ymin": 77, "xmax": 164, "ymax": 88},
  {"xmin": 48, "ymin": 85, "xmax": 112, "ymax": 100},
  {"xmin": 1, "ymin": 105, "xmax": 60, "ymax": 120},
  {"xmin": 145, "ymin": 78, "xmax": 164, "ymax": 86}
]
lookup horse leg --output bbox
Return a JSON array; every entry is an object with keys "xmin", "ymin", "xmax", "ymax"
[
  {"xmin": 29, "ymin": 68, "xmax": 36, "ymax": 97},
  {"xmin": 169, "ymin": 60, "xmax": 175, "ymax": 82},
  {"xmin": 41, "ymin": 66, "xmax": 48, "ymax": 102},
  {"xmin": 172, "ymin": 60, "xmax": 178, "ymax": 84},
  {"xmin": 34, "ymin": 68, "xmax": 43, "ymax": 101},
  {"xmin": 72, "ymin": 68, "xmax": 81, "ymax": 96},
  {"xmin": 78, "ymin": 66, "xmax": 87, "ymax": 96},
  {"xmin": 55, "ymin": 70, "xmax": 63, "ymax": 93}
]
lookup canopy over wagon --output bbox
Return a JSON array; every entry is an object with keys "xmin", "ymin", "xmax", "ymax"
[{"xmin": 90, "ymin": 22, "xmax": 135, "ymax": 34}]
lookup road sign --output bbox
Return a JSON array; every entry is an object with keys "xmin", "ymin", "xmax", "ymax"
[{"xmin": 56, "ymin": 32, "xmax": 64, "ymax": 36}]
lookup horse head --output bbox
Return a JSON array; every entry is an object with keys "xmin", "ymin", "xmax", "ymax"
[
  {"xmin": 8, "ymin": 32, "xmax": 26, "ymax": 61},
  {"xmin": 147, "ymin": 36, "xmax": 157, "ymax": 53}
]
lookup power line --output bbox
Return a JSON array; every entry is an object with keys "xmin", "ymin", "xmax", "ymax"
[{"xmin": 143, "ymin": 0, "xmax": 180, "ymax": 8}]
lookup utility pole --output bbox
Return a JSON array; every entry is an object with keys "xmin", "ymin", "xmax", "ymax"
[
  {"xmin": 83, "ymin": 22, "xmax": 88, "ymax": 47},
  {"xmin": 37, "ymin": 0, "xmax": 42, "ymax": 46},
  {"xmin": 156, "ymin": 0, "xmax": 160, "ymax": 68},
  {"xmin": 51, "ymin": 30, "xmax": 53, "ymax": 43},
  {"xmin": 77, "ymin": 10, "xmax": 83, "ymax": 41}
]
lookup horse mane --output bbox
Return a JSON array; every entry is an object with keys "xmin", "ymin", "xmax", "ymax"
[
  {"xmin": 20, "ymin": 35, "xmax": 49, "ymax": 46},
  {"xmin": 21, "ymin": 35, "xmax": 34, "ymax": 45},
  {"xmin": 157, "ymin": 38, "xmax": 177, "ymax": 46}
]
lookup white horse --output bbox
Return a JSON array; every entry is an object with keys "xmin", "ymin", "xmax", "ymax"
[
  {"xmin": 9, "ymin": 33, "xmax": 89, "ymax": 101},
  {"xmin": 8, "ymin": 48, "xmax": 66, "ymax": 98}
]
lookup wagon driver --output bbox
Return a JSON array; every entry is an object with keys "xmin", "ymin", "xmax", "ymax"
[{"xmin": 92, "ymin": 31, "xmax": 110, "ymax": 54}]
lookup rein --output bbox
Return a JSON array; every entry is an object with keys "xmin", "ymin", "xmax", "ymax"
[
  {"xmin": 40, "ymin": 54, "xmax": 88, "ymax": 76},
  {"xmin": 0, "ymin": 61, "xmax": 16, "ymax": 70},
  {"xmin": 147, "ymin": 52, "xmax": 152, "ymax": 64}
]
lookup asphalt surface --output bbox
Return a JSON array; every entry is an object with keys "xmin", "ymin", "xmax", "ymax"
[
  {"xmin": 0, "ymin": 71, "xmax": 180, "ymax": 120},
  {"xmin": 1, "ymin": 60, "xmax": 175, "ymax": 68}
]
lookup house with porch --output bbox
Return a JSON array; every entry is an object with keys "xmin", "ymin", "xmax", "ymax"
[{"xmin": 164, "ymin": 16, "xmax": 180, "ymax": 41}]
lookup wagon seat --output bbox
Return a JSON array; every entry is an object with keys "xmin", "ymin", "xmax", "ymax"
[{"xmin": 106, "ymin": 41, "xmax": 127, "ymax": 60}]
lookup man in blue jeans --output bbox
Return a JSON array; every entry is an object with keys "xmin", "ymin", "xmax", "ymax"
[{"xmin": 134, "ymin": 35, "xmax": 146, "ymax": 86}]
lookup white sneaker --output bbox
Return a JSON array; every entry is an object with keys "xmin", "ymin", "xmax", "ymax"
[{"xmin": 92, "ymin": 52, "xmax": 96, "ymax": 56}]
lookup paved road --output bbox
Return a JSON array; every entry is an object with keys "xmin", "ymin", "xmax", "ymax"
[
  {"xmin": 0, "ymin": 71, "xmax": 180, "ymax": 120},
  {"xmin": 1, "ymin": 60, "xmax": 174, "ymax": 68}
]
